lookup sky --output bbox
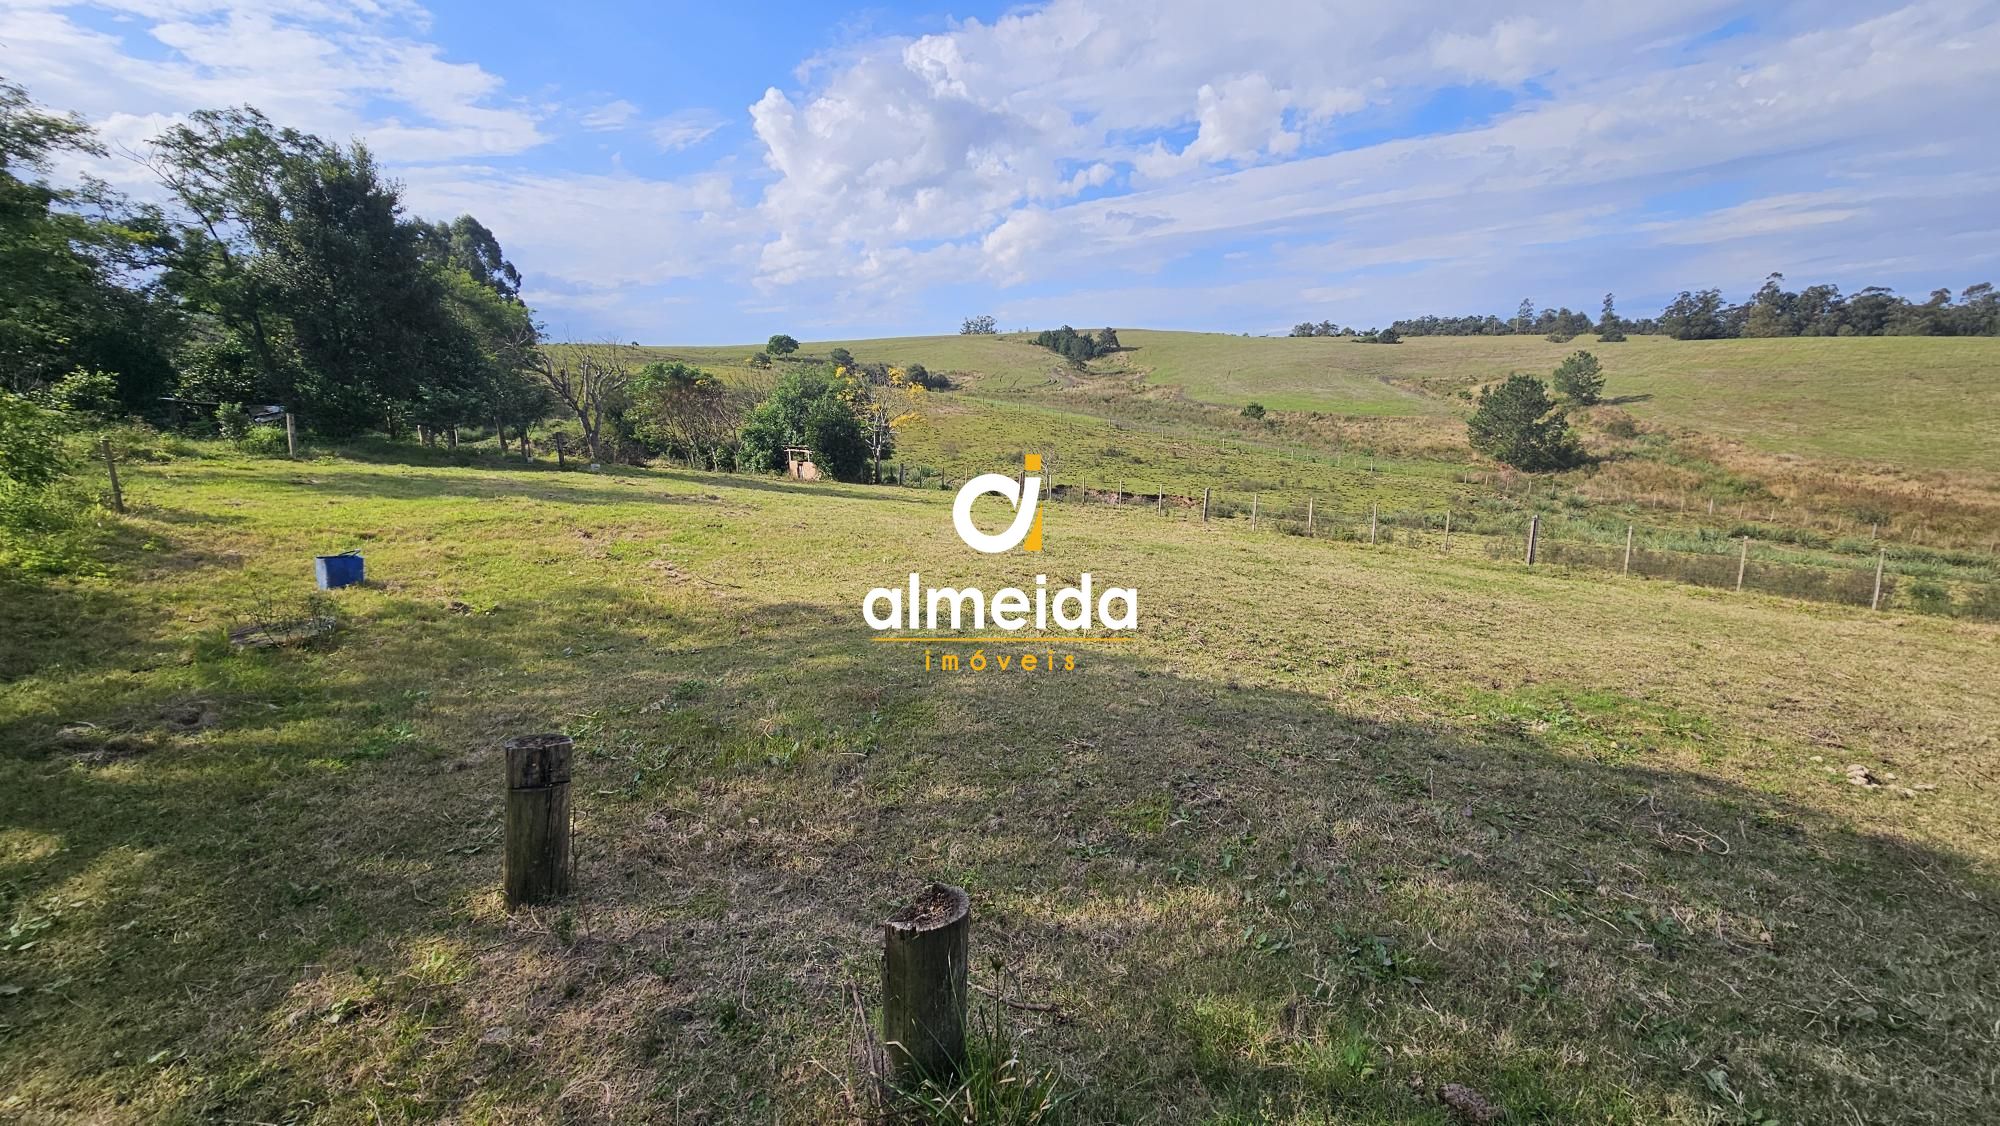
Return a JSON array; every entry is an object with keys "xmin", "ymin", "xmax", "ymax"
[{"xmin": 5, "ymin": 0, "xmax": 2000, "ymax": 343}]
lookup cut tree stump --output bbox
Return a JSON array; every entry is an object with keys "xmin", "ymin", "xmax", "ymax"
[
  {"xmin": 504, "ymin": 733, "xmax": 573, "ymax": 908},
  {"xmin": 881, "ymin": 883, "xmax": 971, "ymax": 1091}
]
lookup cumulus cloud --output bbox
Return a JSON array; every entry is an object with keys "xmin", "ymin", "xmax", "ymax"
[{"xmin": 0, "ymin": 0, "xmax": 547, "ymax": 168}]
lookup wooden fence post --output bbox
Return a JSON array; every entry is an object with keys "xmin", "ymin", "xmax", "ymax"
[
  {"xmin": 1735, "ymin": 536, "xmax": 1749, "ymax": 592},
  {"xmin": 1307, "ymin": 498, "xmax": 1314, "ymax": 535},
  {"xmin": 1201, "ymin": 488, "xmax": 1209, "ymax": 524},
  {"xmin": 1442, "ymin": 510, "xmax": 1451, "ymax": 553},
  {"xmin": 1369, "ymin": 503, "xmax": 1378, "ymax": 545},
  {"xmin": 1525, "ymin": 514, "xmax": 1539, "ymax": 565},
  {"xmin": 1624, "ymin": 523, "xmax": 1634, "ymax": 575},
  {"xmin": 100, "ymin": 439, "xmax": 124, "ymax": 514},
  {"xmin": 1157, "ymin": 491, "xmax": 1163, "ymax": 515},
  {"xmin": 504, "ymin": 734, "xmax": 573, "ymax": 908},
  {"xmin": 1871, "ymin": 548, "xmax": 1886, "ymax": 611},
  {"xmin": 285, "ymin": 412, "xmax": 297, "ymax": 458},
  {"xmin": 1116, "ymin": 481, "xmax": 1123, "ymax": 505},
  {"xmin": 1251, "ymin": 495, "xmax": 1258, "ymax": 530},
  {"xmin": 881, "ymin": 883, "xmax": 970, "ymax": 1091}
]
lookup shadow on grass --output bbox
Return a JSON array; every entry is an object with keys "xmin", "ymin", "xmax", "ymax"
[
  {"xmin": 247, "ymin": 459, "xmax": 939, "ymax": 510},
  {"xmin": 1, "ymin": 571, "xmax": 1994, "ymax": 1123}
]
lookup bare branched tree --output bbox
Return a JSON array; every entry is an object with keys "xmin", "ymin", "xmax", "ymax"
[{"xmin": 533, "ymin": 340, "xmax": 631, "ymax": 462}]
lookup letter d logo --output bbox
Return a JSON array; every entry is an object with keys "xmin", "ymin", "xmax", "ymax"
[{"xmin": 952, "ymin": 455, "xmax": 1044, "ymax": 554}]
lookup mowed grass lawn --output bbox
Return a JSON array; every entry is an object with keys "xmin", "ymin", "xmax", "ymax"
[{"xmin": 3, "ymin": 447, "xmax": 1996, "ymax": 1123}]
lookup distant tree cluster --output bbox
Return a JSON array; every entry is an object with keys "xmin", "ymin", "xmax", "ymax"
[
  {"xmin": 1031, "ymin": 325, "xmax": 1119, "ymax": 366},
  {"xmin": 960, "ymin": 314, "xmax": 998, "ymax": 335},
  {"xmin": 1290, "ymin": 321, "xmax": 1402, "ymax": 342},
  {"xmin": 1388, "ymin": 298, "xmax": 1610, "ymax": 340},
  {"xmin": 1289, "ymin": 320, "xmax": 1349, "ymax": 337},
  {"xmin": 1364, "ymin": 278, "xmax": 2000, "ymax": 342},
  {"xmin": 1659, "ymin": 274, "xmax": 2000, "ymax": 339}
]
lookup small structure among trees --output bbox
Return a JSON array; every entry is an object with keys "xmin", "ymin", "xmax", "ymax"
[{"xmin": 784, "ymin": 447, "xmax": 819, "ymax": 481}]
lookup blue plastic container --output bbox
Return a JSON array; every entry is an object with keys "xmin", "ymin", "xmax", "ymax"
[{"xmin": 314, "ymin": 551, "xmax": 365, "ymax": 590}]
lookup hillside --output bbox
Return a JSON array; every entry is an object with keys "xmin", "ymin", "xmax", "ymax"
[{"xmin": 637, "ymin": 331, "xmax": 2000, "ymax": 474}]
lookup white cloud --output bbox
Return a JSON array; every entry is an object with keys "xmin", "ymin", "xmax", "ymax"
[
  {"xmin": 580, "ymin": 99, "xmax": 640, "ymax": 131},
  {"xmin": 650, "ymin": 111, "xmax": 723, "ymax": 152},
  {"xmin": 0, "ymin": 1, "xmax": 547, "ymax": 166}
]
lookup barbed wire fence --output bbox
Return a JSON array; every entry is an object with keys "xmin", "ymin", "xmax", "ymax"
[{"xmin": 884, "ymin": 463, "xmax": 2000, "ymax": 621}]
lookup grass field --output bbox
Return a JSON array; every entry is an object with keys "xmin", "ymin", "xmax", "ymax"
[
  {"xmin": 636, "ymin": 332, "xmax": 2000, "ymax": 475},
  {"xmin": 4, "ymin": 444, "xmax": 1997, "ymax": 1123}
]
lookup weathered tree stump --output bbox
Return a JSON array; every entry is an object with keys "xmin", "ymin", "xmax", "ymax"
[
  {"xmin": 881, "ymin": 883, "xmax": 970, "ymax": 1090},
  {"xmin": 504, "ymin": 734, "xmax": 573, "ymax": 908}
]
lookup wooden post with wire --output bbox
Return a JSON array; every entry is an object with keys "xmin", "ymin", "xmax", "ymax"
[
  {"xmin": 504, "ymin": 734, "xmax": 574, "ymax": 908},
  {"xmin": 1526, "ymin": 514, "xmax": 1539, "ymax": 565},
  {"xmin": 1369, "ymin": 503, "xmax": 1378, "ymax": 545},
  {"xmin": 881, "ymin": 883, "xmax": 970, "ymax": 1092},
  {"xmin": 1201, "ymin": 488, "xmax": 1209, "ymax": 524},
  {"xmin": 1624, "ymin": 524, "xmax": 1634, "ymax": 575},
  {"xmin": 1251, "ymin": 494, "xmax": 1258, "ymax": 530},
  {"xmin": 1736, "ymin": 536, "xmax": 1749, "ymax": 592},
  {"xmin": 1871, "ymin": 548, "xmax": 1886, "ymax": 611},
  {"xmin": 1307, "ymin": 498, "xmax": 1314, "ymax": 535},
  {"xmin": 100, "ymin": 440, "xmax": 124, "ymax": 514},
  {"xmin": 285, "ymin": 412, "xmax": 297, "ymax": 458},
  {"xmin": 1443, "ymin": 510, "xmax": 1452, "ymax": 553}
]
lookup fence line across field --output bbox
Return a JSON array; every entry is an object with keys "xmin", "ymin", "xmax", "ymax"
[{"xmin": 976, "ymin": 476, "xmax": 1998, "ymax": 620}]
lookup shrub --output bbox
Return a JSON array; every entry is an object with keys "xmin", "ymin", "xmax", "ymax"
[
  {"xmin": 216, "ymin": 402, "xmax": 252, "ymax": 440},
  {"xmin": 1241, "ymin": 402, "xmax": 1266, "ymax": 420},
  {"xmin": 0, "ymin": 391, "xmax": 71, "ymax": 489},
  {"xmin": 766, "ymin": 334, "xmax": 799, "ymax": 356},
  {"xmin": 1552, "ymin": 350, "xmax": 1605, "ymax": 405},
  {"xmin": 829, "ymin": 347, "xmax": 854, "ymax": 367},
  {"xmin": 1546, "ymin": 330, "xmax": 1575, "ymax": 343},
  {"xmin": 46, "ymin": 369, "xmax": 123, "ymax": 418},
  {"xmin": 747, "ymin": 352, "xmax": 772, "ymax": 369},
  {"xmin": 1466, "ymin": 374, "xmax": 1585, "ymax": 472},
  {"xmin": 960, "ymin": 314, "xmax": 997, "ymax": 335}
]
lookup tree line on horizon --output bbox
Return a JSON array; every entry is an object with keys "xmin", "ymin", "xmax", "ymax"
[{"xmin": 1297, "ymin": 277, "xmax": 2000, "ymax": 341}]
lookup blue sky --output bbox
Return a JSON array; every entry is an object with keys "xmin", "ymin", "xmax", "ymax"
[{"xmin": 8, "ymin": 0, "xmax": 1999, "ymax": 342}]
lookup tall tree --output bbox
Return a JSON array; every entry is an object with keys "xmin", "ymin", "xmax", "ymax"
[
  {"xmin": 1597, "ymin": 292, "xmax": 1626, "ymax": 342},
  {"xmin": 1, "ymin": 81, "xmax": 175, "ymax": 405}
]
